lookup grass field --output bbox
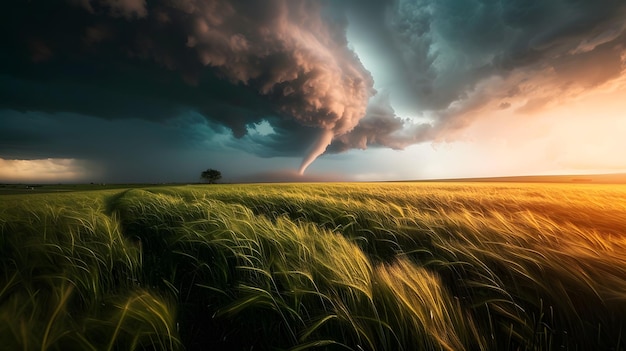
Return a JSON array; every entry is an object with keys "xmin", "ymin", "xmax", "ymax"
[{"xmin": 1, "ymin": 182, "xmax": 626, "ymax": 350}]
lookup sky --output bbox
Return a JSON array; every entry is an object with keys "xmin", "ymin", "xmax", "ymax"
[{"xmin": 1, "ymin": 0, "xmax": 626, "ymax": 183}]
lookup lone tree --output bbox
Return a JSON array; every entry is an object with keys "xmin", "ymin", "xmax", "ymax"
[{"xmin": 201, "ymin": 169, "xmax": 222, "ymax": 184}]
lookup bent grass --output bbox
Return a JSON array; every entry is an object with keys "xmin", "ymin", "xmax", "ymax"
[{"xmin": 1, "ymin": 182, "xmax": 626, "ymax": 350}]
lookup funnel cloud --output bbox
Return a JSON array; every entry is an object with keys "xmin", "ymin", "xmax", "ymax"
[{"xmin": 299, "ymin": 129, "xmax": 335, "ymax": 175}]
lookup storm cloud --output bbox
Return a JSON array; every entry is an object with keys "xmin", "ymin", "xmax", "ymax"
[
  {"xmin": 329, "ymin": 93, "xmax": 433, "ymax": 153},
  {"xmin": 331, "ymin": 0, "xmax": 626, "ymax": 149},
  {"xmin": 2, "ymin": 0, "xmax": 626, "ymax": 180},
  {"xmin": 1, "ymin": 0, "xmax": 373, "ymax": 173}
]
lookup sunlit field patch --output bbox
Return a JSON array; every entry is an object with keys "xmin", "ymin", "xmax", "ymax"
[{"xmin": 1, "ymin": 182, "xmax": 626, "ymax": 350}]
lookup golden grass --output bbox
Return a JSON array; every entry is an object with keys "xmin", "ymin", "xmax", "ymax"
[{"xmin": 1, "ymin": 182, "xmax": 625, "ymax": 350}]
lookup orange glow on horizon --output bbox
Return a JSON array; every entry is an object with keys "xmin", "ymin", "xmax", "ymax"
[
  {"xmin": 0, "ymin": 158, "xmax": 96, "ymax": 183},
  {"xmin": 421, "ymin": 57, "xmax": 626, "ymax": 177}
]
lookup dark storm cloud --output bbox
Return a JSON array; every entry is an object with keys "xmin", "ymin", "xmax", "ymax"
[
  {"xmin": 0, "ymin": 109, "xmax": 208, "ymax": 160},
  {"xmin": 0, "ymin": 108, "xmax": 229, "ymax": 182},
  {"xmin": 236, "ymin": 119, "xmax": 321, "ymax": 158},
  {"xmin": 328, "ymin": 93, "xmax": 433, "ymax": 153},
  {"xmin": 389, "ymin": 0, "xmax": 626, "ymax": 110},
  {"xmin": 2, "ymin": 0, "xmax": 626, "ymax": 174},
  {"xmin": 328, "ymin": 0, "xmax": 626, "ymax": 152},
  {"xmin": 0, "ymin": 0, "xmax": 372, "ymax": 167}
]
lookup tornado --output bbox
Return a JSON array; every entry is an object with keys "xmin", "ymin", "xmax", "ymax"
[{"xmin": 298, "ymin": 129, "xmax": 334, "ymax": 175}]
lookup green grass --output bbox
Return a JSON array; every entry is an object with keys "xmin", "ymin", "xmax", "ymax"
[
  {"xmin": 1, "ymin": 182, "xmax": 626, "ymax": 350},
  {"xmin": 0, "ymin": 183, "xmax": 176, "ymax": 195}
]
